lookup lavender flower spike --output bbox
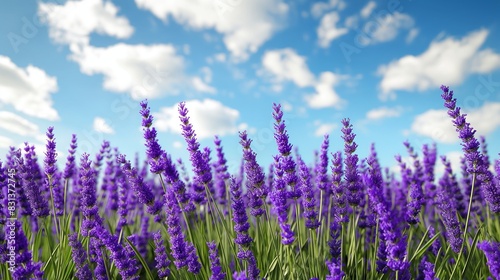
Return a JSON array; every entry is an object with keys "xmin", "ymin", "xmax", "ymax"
[
  {"xmin": 79, "ymin": 153, "xmax": 102, "ymax": 236},
  {"xmin": 178, "ymin": 101, "xmax": 212, "ymax": 205},
  {"xmin": 478, "ymin": 240, "xmax": 500, "ymax": 280},
  {"xmin": 140, "ymin": 100, "xmax": 165, "ymax": 174},
  {"xmin": 297, "ymin": 156, "xmax": 320, "ymax": 229},
  {"xmin": 441, "ymin": 85, "xmax": 500, "ymax": 212},
  {"xmin": 22, "ymin": 143, "xmax": 49, "ymax": 218},
  {"xmin": 68, "ymin": 233, "xmax": 92, "ymax": 280},
  {"xmin": 230, "ymin": 176, "xmax": 253, "ymax": 249},
  {"xmin": 341, "ymin": 118, "xmax": 362, "ymax": 207},
  {"xmin": 240, "ymin": 131, "xmax": 266, "ymax": 217},
  {"xmin": 208, "ymin": 241, "xmax": 226, "ymax": 280},
  {"xmin": 153, "ymin": 231, "xmax": 171, "ymax": 278}
]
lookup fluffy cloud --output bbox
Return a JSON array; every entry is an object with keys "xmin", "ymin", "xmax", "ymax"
[
  {"xmin": 367, "ymin": 12, "xmax": 415, "ymax": 45},
  {"xmin": 0, "ymin": 56, "xmax": 59, "ymax": 120},
  {"xmin": 366, "ymin": 106, "xmax": 403, "ymax": 120},
  {"xmin": 135, "ymin": 0, "xmax": 288, "ymax": 61},
  {"xmin": 70, "ymin": 43, "xmax": 186, "ymax": 99},
  {"xmin": 38, "ymin": 0, "xmax": 133, "ymax": 46},
  {"xmin": 317, "ymin": 11, "xmax": 349, "ymax": 48},
  {"xmin": 305, "ymin": 72, "xmax": 345, "ymax": 109},
  {"xmin": 262, "ymin": 48, "xmax": 315, "ymax": 87},
  {"xmin": 154, "ymin": 99, "xmax": 245, "ymax": 139},
  {"xmin": 311, "ymin": 0, "xmax": 346, "ymax": 18},
  {"xmin": 261, "ymin": 49, "xmax": 346, "ymax": 109},
  {"xmin": 192, "ymin": 77, "xmax": 216, "ymax": 94},
  {"xmin": 360, "ymin": 1, "xmax": 376, "ymax": 18},
  {"xmin": 378, "ymin": 29, "xmax": 500, "ymax": 98},
  {"xmin": 411, "ymin": 102, "xmax": 500, "ymax": 143},
  {"xmin": 0, "ymin": 111, "xmax": 40, "ymax": 136},
  {"xmin": 93, "ymin": 117, "xmax": 115, "ymax": 134}
]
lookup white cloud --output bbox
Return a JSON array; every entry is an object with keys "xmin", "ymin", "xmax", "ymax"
[
  {"xmin": 411, "ymin": 102, "xmax": 500, "ymax": 143},
  {"xmin": 93, "ymin": 117, "xmax": 115, "ymax": 134},
  {"xmin": 0, "ymin": 56, "xmax": 59, "ymax": 120},
  {"xmin": 378, "ymin": 29, "xmax": 500, "ymax": 98},
  {"xmin": 317, "ymin": 11, "xmax": 348, "ymax": 48},
  {"xmin": 69, "ymin": 43, "xmax": 185, "ymax": 99},
  {"xmin": 360, "ymin": 1, "xmax": 376, "ymax": 18},
  {"xmin": 311, "ymin": 0, "xmax": 346, "ymax": 18},
  {"xmin": 154, "ymin": 99, "xmax": 245, "ymax": 139},
  {"xmin": 261, "ymin": 49, "xmax": 347, "ymax": 109},
  {"xmin": 406, "ymin": 28, "xmax": 419, "ymax": 43},
  {"xmin": 0, "ymin": 135, "xmax": 14, "ymax": 149},
  {"xmin": 135, "ymin": 0, "xmax": 288, "ymax": 61},
  {"xmin": 366, "ymin": 12, "xmax": 415, "ymax": 45},
  {"xmin": 0, "ymin": 111, "xmax": 40, "ymax": 136},
  {"xmin": 314, "ymin": 121, "xmax": 337, "ymax": 136},
  {"xmin": 192, "ymin": 77, "xmax": 216, "ymax": 94},
  {"xmin": 305, "ymin": 72, "xmax": 345, "ymax": 109},
  {"xmin": 38, "ymin": 0, "xmax": 133, "ymax": 46},
  {"xmin": 173, "ymin": 141, "xmax": 183, "ymax": 149},
  {"xmin": 262, "ymin": 48, "xmax": 315, "ymax": 87},
  {"xmin": 366, "ymin": 106, "xmax": 403, "ymax": 120}
]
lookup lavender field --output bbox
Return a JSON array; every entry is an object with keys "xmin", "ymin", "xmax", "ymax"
[{"xmin": 1, "ymin": 85, "xmax": 499, "ymax": 280}]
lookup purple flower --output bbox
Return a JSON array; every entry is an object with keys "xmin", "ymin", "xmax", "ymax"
[
  {"xmin": 270, "ymin": 157, "xmax": 295, "ymax": 245},
  {"xmin": 96, "ymin": 225, "xmax": 139, "ymax": 279},
  {"xmin": 10, "ymin": 220, "xmax": 44, "ymax": 279},
  {"xmin": 178, "ymin": 101, "xmax": 213, "ymax": 205},
  {"xmin": 297, "ymin": 156, "xmax": 320, "ymax": 229},
  {"xmin": 402, "ymin": 141, "xmax": 425, "ymax": 224},
  {"xmin": 437, "ymin": 159, "xmax": 464, "ymax": 253},
  {"xmin": 441, "ymin": 85, "xmax": 500, "ymax": 212},
  {"xmin": 186, "ymin": 242, "xmax": 202, "ymax": 274},
  {"xmin": 230, "ymin": 176, "xmax": 253, "ymax": 248},
  {"xmin": 417, "ymin": 256, "xmax": 438, "ymax": 280},
  {"xmin": 367, "ymin": 152, "xmax": 409, "ymax": 272},
  {"xmin": 273, "ymin": 103, "xmax": 300, "ymax": 200},
  {"xmin": 22, "ymin": 143, "xmax": 49, "ymax": 218},
  {"xmin": 162, "ymin": 153, "xmax": 195, "ymax": 213},
  {"xmin": 153, "ymin": 231, "xmax": 171, "ymax": 278},
  {"xmin": 63, "ymin": 134, "xmax": 78, "ymax": 179},
  {"xmin": 478, "ymin": 240, "xmax": 500, "ymax": 280},
  {"xmin": 240, "ymin": 131, "xmax": 266, "ymax": 217},
  {"xmin": 140, "ymin": 99, "xmax": 166, "ymax": 174},
  {"xmin": 326, "ymin": 259, "xmax": 344, "ymax": 280},
  {"xmin": 341, "ymin": 118, "xmax": 362, "ymax": 207},
  {"xmin": 68, "ymin": 233, "xmax": 92, "ymax": 280},
  {"xmin": 208, "ymin": 241, "xmax": 226, "ymax": 280},
  {"xmin": 213, "ymin": 136, "xmax": 230, "ymax": 208},
  {"xmin": 331, "ymin": 151, "xmax": 348, "ymax": 223},
  {"xmin": 79, "ymin": 153, "xmax": 102, "ymax": 236},
  {"xmin": 44, "ymin": 127, "xmax": 57, "ymax": 178},
  {"xmin": 118, "ymin": 154, "xmax": 162, "ymax": 215},
  {"xmin": 164, "ymin": 187, "xmax": 189, "ymax": 269},
  {"xmin": 315, "ymin": 134, "xmax": 330, "ymax": 192}
]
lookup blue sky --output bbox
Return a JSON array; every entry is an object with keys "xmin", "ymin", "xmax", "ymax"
[{"xmin": 1, "ymin": 0, "xmax": 500, "ymax": 175}]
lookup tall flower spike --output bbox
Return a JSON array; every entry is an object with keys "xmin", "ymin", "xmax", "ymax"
[
  {"xmin": 240, "ymin": 131, "xmax": 266, "ymax": 217},
  {"xmin": 162, "ymin": 153, "xmax": 195, "ymax": 213},
  {"xmin": 68, "ymin": 233, "xmax": 92, "ymax": 280},
  {"xmin": 331, "ymin": 151, "xmax": 347, "ymax": 223},
  {"xmin": 341, "ymin": 118, "xmax": 362, "ymax": 207},
  {"xmin": 178, "ymin": 101, "xmax": 212, "ymax": 205},
  {"xmin": 403, "ymin": 141, "xmax": 425, "ymax": 224},
  {"xmin": 213, "ymin": 136, "xmax": 230, "ymax": 209},
  {"xmin": 153, "ymin": 231, "xmax": 171, "ymax": 278},
  {"xmin": 270, "ymin": 156, "xmax": 295, "ymax": 245},
  {"xmin": 118, "ymin": 154, "xmax": 162, "ymax": 215},
  {"xmin": 478, "ymin": 240, "xmax": 500, "ymax": 280},
  {"xmin": 140, "ymin": 100, "xmax": 166, "ymax": 174},
  {"xmin": 315, "ymin": 134, "xmax": 330, "ymax": 192},
  {"xmin": 437, "ymin": 159, "xmax": 463, "ymax": 253},
  {"xmin": 79, "ymin": 153, "xmax": 102, "ymax": 236},
  {"xmin": 22, "ymin": 143, "xmax": 49, "ymax": 218},
  {"xmin": 207, "ymin": 241, "xmax": 226, "ymax": 280},
  {"xmin": 164, "ymin": 187, "xmax": 189, "ymax": 269},
  {"xmin": 272, "ymin": 103, "xmax": 300, "ymax": 199},
  {"xmin": 230, "ymin": 176, "xmax": 253, "ymax": 249},
  {"xmin": 441, "ymin": 85, "xmax": 500, "ymax": 212},
  {"xmin": 297, "ymin": 155, "xmax": 320, "ymax": 229}
]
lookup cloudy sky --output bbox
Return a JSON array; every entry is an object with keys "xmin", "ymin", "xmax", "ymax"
[{"xmin": 1, "ymin": 0, "xmax": 500, "ymax": 174}]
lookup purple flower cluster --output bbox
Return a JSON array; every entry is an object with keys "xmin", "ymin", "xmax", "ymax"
[
  {"xmin": 478, "ymin": 240, "xmax": 500, "ymax": 280},
  {"xmin": 341, "ymin": 118, "xmax": 362, "ymax": 207},
  {"xmin": 207, "ymin": 241, "xmax": 226, "ymax": 280}
]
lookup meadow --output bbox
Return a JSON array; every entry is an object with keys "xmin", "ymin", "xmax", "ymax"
[{"xmin": 1, "ymin": 85, "xmax": 499, "ymax": 280}]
